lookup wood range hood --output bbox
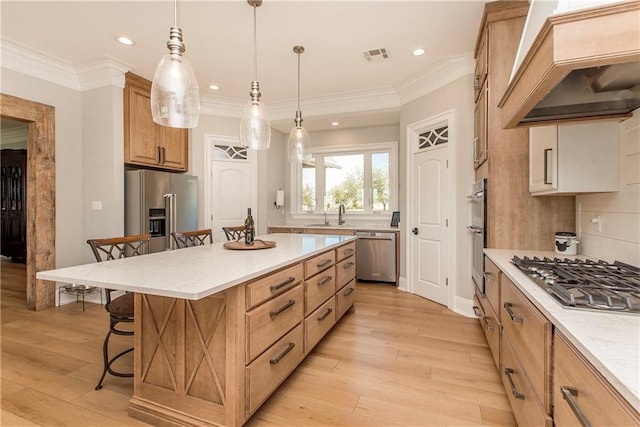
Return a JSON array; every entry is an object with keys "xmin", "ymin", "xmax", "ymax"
[{"xmin": 499, "ymin": 1, "xmax": 640, "ymax": 129}]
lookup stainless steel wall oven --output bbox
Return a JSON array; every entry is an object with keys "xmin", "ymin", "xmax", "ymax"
[{"xmin": 468, "ymin": 179, "xmax": 487, "ymax": 293}]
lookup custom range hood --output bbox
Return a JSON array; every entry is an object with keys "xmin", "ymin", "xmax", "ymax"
[{"xmin": 499, "ymin": 1, "xmax": 640, "ymax": 128}]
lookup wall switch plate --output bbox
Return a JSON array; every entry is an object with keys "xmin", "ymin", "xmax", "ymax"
[
  {"xmin": 591, "ymin": 215, "xmax": 602, "ymax": 233},
  {"xmin": 91, "ymin": 201, "xmax": 102, "ymax": 211}
]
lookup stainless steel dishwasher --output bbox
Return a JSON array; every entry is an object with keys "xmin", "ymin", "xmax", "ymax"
[{"xmin": 356, "ymin": 231, "xmax": 396, "ymax": 284}]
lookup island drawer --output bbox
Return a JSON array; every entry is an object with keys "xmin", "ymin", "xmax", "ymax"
[
  {"xmin": 246, "ymin": 323, "xmax": 304, "ymax": 416},
  {"xmin": 336, "ymin": 279, "xmax": 356, "ymax": 320},
  {"xmin": 336, "ymin": 241, "xmax": 356, "ymax": 262},
  {"xmin": 553, "ymin": 331, "xmax": 640, "ymax": 427},
  {"xmin": 501, "ymin": 276, "xmax": 551, "ymax": 412},
  {"xmin": 305, "ymin": 267, "xmax": 336, "ymax": 316},
  {"xmin": 246, "ymin": 263, "xmax": 303, "ymax": 310},
  {"xmin": 305, "ymin": 296, "xmax": 336, "ymax": 354},
  {"xmin": 484, "ymin": 258, "xmax": 500, "ymax": 316},
  {"xmin": 335, "ymin": 256, "xmax": 356, "ymax": 291},
  {"xmin": 246, "ymin": 285, "xmax": 303, "ymax": 363},
  {"xmin": 304, "ymin": 250, "xmax": 335, "ymax": 279},
  {"xmin": 502, "ymin": 334, "xmax": 552, "ymax": 427}
]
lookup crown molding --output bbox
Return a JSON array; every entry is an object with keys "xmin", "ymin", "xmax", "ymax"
[
  {"xmin": 396, "ymin": 54, "xmax": 474, "ymax": 105},
  {"xmin": 0, "ymin": 39, "xmax": 132, "ymax": 91}
]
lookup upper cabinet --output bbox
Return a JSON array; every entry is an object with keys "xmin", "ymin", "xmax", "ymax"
[
  {"xmin": 124, "ymin": 72, "xmax": 189, "ymax": 172},
  {"xmin": 529, "ymin": 121, "xmax": 619, "ymax": 195},
  {"xmin": 499, "ymin": 2, "xmax": 640, "ymax": 128}
]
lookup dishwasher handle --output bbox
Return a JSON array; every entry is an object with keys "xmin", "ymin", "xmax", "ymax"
[{"xmin": 356, "ymin": 232, "xmax": 395, "ymax": 241}]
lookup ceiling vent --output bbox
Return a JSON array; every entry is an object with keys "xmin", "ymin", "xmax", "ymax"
[{"xmin": 362, "ymin": 48, "xmax": 390, "ymax": 62}]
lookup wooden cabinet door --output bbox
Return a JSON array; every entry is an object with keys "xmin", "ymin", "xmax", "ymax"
[
  {"xmin": 474, "ymin": 82, "xmax": 487, "ymax": 169},
  {"xmin": 125, "ymin": 83, "xmax": 160, "ymax": 167},
  {"xmin": 529, "ymin": 125, "xmax": 558, "ymax": 193},
  {"xmin": 160, "ymin": 126, "xmax": 188, "ymax": 171},
  {"xmin": 474, "ymin": 30, "xmax": 488, "ymax": 102}
]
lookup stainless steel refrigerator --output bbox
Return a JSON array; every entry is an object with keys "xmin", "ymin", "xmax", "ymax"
[{"xmin": 125, "ymin": 170, "xmax": 198, "ymax": 253}]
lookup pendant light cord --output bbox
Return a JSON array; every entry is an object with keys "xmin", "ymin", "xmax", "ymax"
[
  {"xmin": 173, "ymin": 0, "xmax": 178, "ymax": 27},
  {"xmin": 297, "ymin": 52, "xmax": 301, "ymax": 110},
  {"xmin": 253, "ymin": 5, "xmax": 258, "ymax": 81}
]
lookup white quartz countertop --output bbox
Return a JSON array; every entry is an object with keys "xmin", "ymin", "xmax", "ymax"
[
  {"xmin": 485, "ymin": 249, "xmax": 640, "ymax": 410},
  {"xmin": 37, "ymin": 234, "xmax": 356, "ymax": 300},
  {"xmin": 269, "ymin": 223, "xmax": 401, "ymax": 232}
]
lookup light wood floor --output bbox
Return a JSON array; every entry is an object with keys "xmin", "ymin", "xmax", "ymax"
[{"xmin": 1, "ymin": 259, "xmax": 515, "ymax": 426}]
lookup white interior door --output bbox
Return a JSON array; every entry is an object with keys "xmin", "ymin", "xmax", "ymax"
[
  {"xmin": 205, "ymin": 137, "xmax": 257, "ymax": 243},
  {"xmin": 410, "ymin": 144, "xmax": 449, "ymax": 306}
]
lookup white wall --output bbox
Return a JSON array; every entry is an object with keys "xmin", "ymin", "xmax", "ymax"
[
  {"xmin": 400, "ymin": 74, "xmax": 475, "ymax": 302},
  {"xmin": 262, "ymin": 129, "xmax": 287, "ymax": 234},
  {"xmin": 309, "ymin": 124, "xmax": 400, "ymax": 149},
  {"xmin": 1, "ymin": 68, "xmax": 85, "ymax": 268},
  {"xmin": 576, "ymin": 109, "xmax": 640, "ymax": 266}
]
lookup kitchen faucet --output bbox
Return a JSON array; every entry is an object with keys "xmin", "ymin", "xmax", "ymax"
[{"xmin": 338, "ymin": 204, "xmax": 346, "ymax": 225}]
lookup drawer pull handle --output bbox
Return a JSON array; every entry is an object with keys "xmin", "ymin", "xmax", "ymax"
[
  {"xmin": 317, "ymin": 307, "xmax": 333, "ymax": 321},
  {"xmin": 343, "ymin": 248, "xmax": 355, "ymax": 256},
  {"xmin": 270, "ymin": 276, "xmax": 296, "ymax": 291},
  {"xmin": 561, "ymin": 386, "xmax": 592, "ymax": 427},
  {"xmin": 504, "ymin": 368, "xmax": 525, "ymax": 400},
  {"xmin": 472, "ymin": 305, "xmax": 481, "ymax": 316},
  {"xmin": 343, "ymin": 261, "xmax": 355, "ymax": 269},
  {"xmin": 317, "ymin": 276, "xmax": 332, "ymax": 286},
  {"xmin": 482, "ymin": 316, "xmax": 495, "ymax": 331},
  {"xmin": 345, "ymin": 287, "xmax": 355, "ymax": 297},
  {"xmin": 270, "ymin": 300, "xmax": 295, "ymax": 317},
  {"xmin": 482, "ymin": 272, "xmax": 493, "ymax": 280},
  {"xmin": 317, "ymin": 259, "xmax": 332, "ymax": 268},
  {"xmin": 269, "ymin": 342, "xmax": 295, "ymax": 365},
  {"xmin": 504, "ymin": 302, "xmax": 523, "ymax": 323}
]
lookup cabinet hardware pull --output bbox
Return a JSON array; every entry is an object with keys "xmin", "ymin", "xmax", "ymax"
[
  {"xmin": 270, "ymin": 300, "xmax": 295, "ymax": 317},
  {"xmin": 472, "ymin": 137, "xmax": 479, "ymax": 164},
  {"xmin": 343, "ymin": 262, "xmax": 355, "ymax": 269},
  {"xmin": 504, "ymin": 368, "xmax": 525, "ymax": 400},
  {"xmin": 317, "ymin": 276, "xmax": 332, "ymax": 286},
  {"xmin": 561, "ymin": 386, "xmax": 592, "ymax": 427},
  {"xmin": 504, "ymin": 302, "xmax": 523, "ymax": 323},
  {"xmin": 345, "ymin": 287, "xmax": 355, "ymax": 296},
  {"xmin": 156, "ymin": 146, "xmax": 161, "ymax": 163},
  {"xmin": 269, "ymin": 342, "xmax": 295, "ymax": 365},
  {"xmin": 482, "ymin": 316, "xmax": 495, "ymax": 331},
  {"xmin": 317, "ymin": 259, "xmax": 332, "ymax": 268},
  {"xmin": 317, "ymin": 307, "xmax": 333, "ymax": 321},
  {"xmin": 473, "ymin": 75, "xmax": 480, "ymax": 90},
  {"xmin": 482, "ymin": 272, "xmax": 493, "ymax": 280},
  {"xmin": 270, "ymin": 277, "xmax": 296, "ymax": 291},
  {"xmin": 544, "ymin": 148, "xmax": 553, "ymax": 185},
  {"xmin": 472, "ymin": 305, "xmax": 481, "ymax": 316},
  {"xmin": 343, "ymin": 248, "xmax": 355, "ymax": 255}
]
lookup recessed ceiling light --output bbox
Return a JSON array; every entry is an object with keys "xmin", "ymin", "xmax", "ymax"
[
  {"xmin": 208, "ymin": 84, "xmax": 219, "ymax": 91},
  {"xmin": 412, "ymin": 48, "xmax": 425, "ymax": 56},
  {"xmin": 116, "ymin": 35, "xmax": 135, "ymax": 46},
  {"xmin": 331, "ymin": 122, "xmax": 340, "ymax": 127}
]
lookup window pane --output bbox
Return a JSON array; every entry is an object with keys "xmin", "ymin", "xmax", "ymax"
[
  {"xmin": 372, "ymin": 152, "xmax": 390, "ymax": 211},
  {"xmin": 301, "ymin": 159, "xmax": 316, "ymax": 211},
  {"xmin": 324, "ymin": 154, "xmax": 364, "ymax": 211}
]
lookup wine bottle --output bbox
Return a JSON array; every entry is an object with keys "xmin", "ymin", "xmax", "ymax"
[{"xmin": 244, "ymin": 208, "xmax": 255, "ymax": 245}]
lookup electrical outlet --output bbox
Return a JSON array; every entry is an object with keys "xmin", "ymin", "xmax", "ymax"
[
  {"xmin": 591, "ymin": 215, "xmax": 602, "ymax": 233},
  {"xmin": 91, "ymin": 201, "xmax": 102, "ymax": 211}
]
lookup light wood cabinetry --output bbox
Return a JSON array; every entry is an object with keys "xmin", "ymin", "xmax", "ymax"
[
  {"xmin": 131, "ymin": 240, "xmax": 356, "ymax": 426},
  {"xmin": 474, "ymin": 258, "xmax": 501, "ymax": 370},
  {"xmin": 124, "ymin": 72, "xmax": 189, "ymax": 172},
  {"xmin": 553, "ymin": 331, "xmax": 640, "ymax": 427},
  {"xmin": 529, "ymin": 121, "xmax": 619, "ymax": 195},
  {"xmin": 473, "ymin": 81, "xmax": 488, "ymax": 169},
  {"xmin": 474, "ymin": 2, "xmax": 575, "ymax": 250}
]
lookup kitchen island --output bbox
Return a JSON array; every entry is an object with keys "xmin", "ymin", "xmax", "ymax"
[{"xmin": 37, "ymin": 233, "xmax": 357, "ymax": 427}]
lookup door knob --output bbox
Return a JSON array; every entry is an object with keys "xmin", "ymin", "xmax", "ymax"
[{"xmin": 412, "ymin": 228, "xmax": 418, "ymax": 235}]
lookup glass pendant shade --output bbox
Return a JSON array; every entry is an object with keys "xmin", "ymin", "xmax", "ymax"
[
  {"xmin": 288, "ymin": 115, "xmax": 311, "ymax": 163},
  {"xmin": 240, "ymin": 95, "xmax": 271, "ymax": 150},
  {"xmin": 151, "ymin": 49, "xmax": 200, "ymax": 128}
]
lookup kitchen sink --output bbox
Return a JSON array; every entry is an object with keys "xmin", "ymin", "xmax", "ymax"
[{"xmin": 305, "ymin": 223, "xmax": 351, "ymax": 227}]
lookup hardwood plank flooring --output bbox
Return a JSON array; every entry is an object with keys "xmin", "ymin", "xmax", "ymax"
[{"xmin": 1, "ymin": 259, "xmax": 515, "ymax": 426}]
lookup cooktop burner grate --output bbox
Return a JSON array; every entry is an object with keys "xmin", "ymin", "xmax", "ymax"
[{"xmin": 511, "ymin": 256, "xmax": 640, "ymax": 314}]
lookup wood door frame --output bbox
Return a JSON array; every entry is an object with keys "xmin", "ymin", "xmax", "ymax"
[
  {"xmin": 406, "ymin": 110, "xmax": 457, "ymax": 309},
  {"xmin": 1, "ymin": 93, "xmax": 56, "ymax": 311}
]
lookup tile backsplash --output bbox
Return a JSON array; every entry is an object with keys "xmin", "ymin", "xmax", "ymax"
[{"xmin": 576, "ymin": 109, "xmax": 640, "ymax": 266}]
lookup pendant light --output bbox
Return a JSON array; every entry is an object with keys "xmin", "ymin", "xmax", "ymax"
[
  {"xmin": 240, "ymin": 0, "xmax": 271, "ymax": 150},
  {"xmin": 150, "ymin": 0, "xmax": 200, "ymax": 129},
  {"xmin": 287, "ymin": 46, "xmax": 311, "ymax": 163}
]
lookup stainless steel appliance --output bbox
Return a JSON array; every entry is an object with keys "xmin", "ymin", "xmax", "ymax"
[
  {"xmin": 512, "ymin": 256, "xmax": 640, "ymax": 314},
  {"xmin": 125, "ymin": 170, "xmax": 198, "ymax": 253},
  {"xmin": 356, "ymin": 231, "xmax": 396, "ymax": 284},
  {"xmin": 467, "ymin": 179, "xmax": 487, "ymax": 293}
]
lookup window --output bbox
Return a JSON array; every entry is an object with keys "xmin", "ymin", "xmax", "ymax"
[{"xmin": 292, "ymin": 142, "xmax": 397, "ymax": 216}]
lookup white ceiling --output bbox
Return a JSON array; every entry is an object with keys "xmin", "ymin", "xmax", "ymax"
[{"xmin": 1, "ymin": 1, "xmax": 485, "ymax": 132}]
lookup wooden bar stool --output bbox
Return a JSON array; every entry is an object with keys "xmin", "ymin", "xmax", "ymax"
[
  {"xmin": 222, "ymin": 225, "xmax": 246, "ymax": 241},
  {"xmin": 171, "ymin": 229, "xmax": 213, "ymax": 248}
]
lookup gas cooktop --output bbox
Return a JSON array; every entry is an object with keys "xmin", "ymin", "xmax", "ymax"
[{"xmin": 511, "ymin": 256, "xmax": 640, "ymax": 314}]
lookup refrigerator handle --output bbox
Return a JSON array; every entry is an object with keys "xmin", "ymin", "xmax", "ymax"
[{"xmin": 164, "ymin": 193, "xmax": 177, "ymax": 250}]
